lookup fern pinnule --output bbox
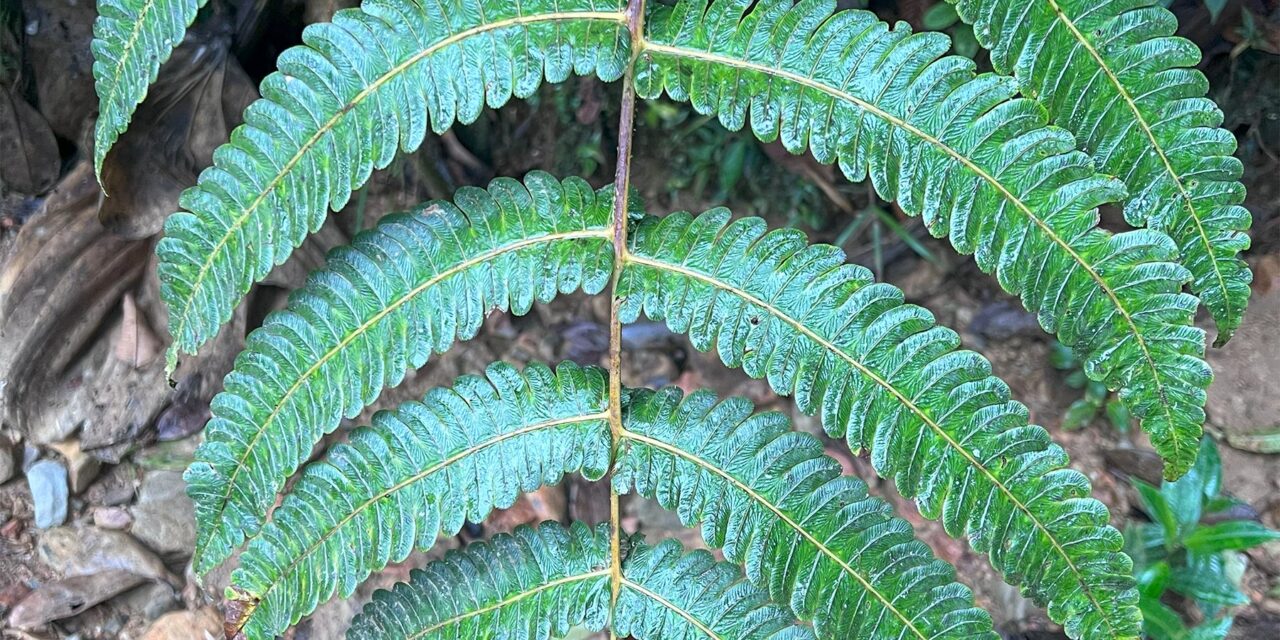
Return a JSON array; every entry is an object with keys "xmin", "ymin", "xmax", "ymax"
[
  {"xmin": 91, "ymin": 0, "xmax": 207, "ymax": 178},
  {"xmin": 228, "ymin": 362, "xmax": 611, "ymax": 638},
  {"xmin": 634, "ymin": 0, "xmax": 1208, "ymax": 480},
  {"xmin": 350, "ymin": 521, "xmax": 816, "ymax": 640},
  {"xmin": 156, "ymin": 0, "xmax": 632, "ymax": 367},
  {"xmin": 347, "ymin": 521, "xmax": 613, "ymax": 640},
  {"xmin": 616, "ymin": 387, "xmax": 998, "ymax": 639},
  {"xmin": 947, "ymin": 0, "xmax": 1253, "ymax": 344},
  {"xmin": 186, "ymin": 173, "xmax": 614, "ymax": 575},
  {"xmin": 619, "ymin": 209, "xmax": 1141, "ymax": 638}
]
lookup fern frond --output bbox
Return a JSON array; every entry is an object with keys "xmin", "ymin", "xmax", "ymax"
[
  {"xmin": 948, "ymin": 0, "xmax": 1252, "ymax": 344},
  {"xmin": 156, "ymin": 0, "xmax": 631, "ymax": 365},
  {"xmin": 186, "ymin": 174, "xmax": 613, "ymax": 574},
  {"xmin": 615, "ymin": 387, "xmax": 998, "ymax": 639},
  {"xmin": 91, "ymin": 0, "xmax": 207, "ymax": 178},
  {"xmin": 350, "ymin": 522, "xmax": 811, "ymax": 640},
  {"xmin": 635, "ymin": 0, "xmax": 1208, "ymax": 479},
  {"xmin": 613, "ymin": 536, "xmax": 813, "ymax": 640},
  {"xmin": 347, "ymin": 521, "xmax": 612, "ymax": 640},
  {"xmin": 618, "ymin": 210, "xmax": 1140, "ymax": 639},
  {"xmin": 229, "ymin": 362, "xmax": 611, "ymax": 639}
]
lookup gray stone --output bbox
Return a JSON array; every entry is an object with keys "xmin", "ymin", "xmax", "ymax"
[
  {"xmin": 37, "ymin": 525, "xmax": 178, "ymax": 586},
  {"xmin": 27, "ymin": 460, "xmax": 68, "ymax": 528},
  {"xmin": 130, "ymin": 471, "xmax": 195, "ymax": 559},
  {"xmin": 0, "ymin": 440, "xmax": 14, "ymax": 484}
]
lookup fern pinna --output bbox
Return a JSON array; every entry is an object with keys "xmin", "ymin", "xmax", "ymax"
[{"xmin": 89, "ymin": 0, "xmax": 1255, "ymax": 637}]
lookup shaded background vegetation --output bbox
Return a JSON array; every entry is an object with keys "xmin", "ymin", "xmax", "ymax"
[{"xmin": 0, "ymin": 0, "xmax": 1277, "ymax": 638}]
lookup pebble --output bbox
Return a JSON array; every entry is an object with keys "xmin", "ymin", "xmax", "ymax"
[
  {"xmin": 92, "ymin": 506, "xmax": 133, "ymax": 529},
  {"xmin": 140, "ymin": 607, "xmax": 221, "ymax": 640},
  {"xmin": 130, "ymin": 471, "xmax": 195, "ymax": 559},
  {"xmin": 0, "ymin": 440, "xmax": 14, "ymax": 484},
  {"xmin": 27, "ymin": 460, "xmax": 68, "ymax": 529}
]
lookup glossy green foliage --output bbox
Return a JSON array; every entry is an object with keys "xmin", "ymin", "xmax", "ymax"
[
  {"xmin": 634, "ymin": 0, "xmax": 1209, "ymax": 480},
  {"xmin": 347, "ymin": 522, "xmax": 612, "ymax": 640},
  {"xmin": 615, "ymin": 387, "xmax": 997, "ymax": 639},
  {"xmin": 185, "ymin": 174, "xmax": 614, "ymax": 574},
  {"xmin": 612, "ymin": 535, "xmax": 814, "ymax": 640},
  {"xmin": 155, "ymin": 0, "xmax": 631, "ymax": 365},
  {"xmin": 619, "ymin": 210, "xmax": 1140, "ymax": 638},
  {"xmin": 1127, "ymin": 439, "xmax": 1280, "ymax": 639},
  {"xmin": 947, "ymin": 0, "xmax": 1253, "ymax": 344},
  {"xmin": 230, "ymin": 362, "xmax": 611, "ymax": 638},
  {"xmin": 91, "ymin": 0, "xmax": 207, "ymax": 177},
  {"xmin": 351, "ymin": 521, "xmax": 815, "ymax": 640}
]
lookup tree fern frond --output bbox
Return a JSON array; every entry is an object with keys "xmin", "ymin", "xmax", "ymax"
[
  {"xmin": 347, "ymin": 521, "xmax": 613, "ymax": 640},
  {"xmin": 186, "ymin": 174, "xmax": 614, "ymax": 574},
  {"xmin": 618, "ymin": 210, "xmax": 1140, "ymax": 639},
  {"xmin": 156, "ymin": 0, "xmax": 631, "ymax": 366},
  {"xmin": 229, "ymin": 362, "xmax": 611, "ymax": 639},
  {"xmin": 615, "ymin": 386, "xmax": 998, "ymax": 640},
  {"xmin": 91, "ymin": 0, "xmax": 207, "ymax": 178},
  {"xmin": 614, "ymin": 536, "xmax": 814, "ymax": 640},
  {"xmin": 948, "ymin": 0, "xmax": 1252, "ymax": 344},
  {"xmin": 635, "ymin": 0, "xmax": 1208, "ymax": 479}
]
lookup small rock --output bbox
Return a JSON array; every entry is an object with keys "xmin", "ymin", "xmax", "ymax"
[
  {"xmin": 130, "ymin": 470, "xmax": 195, "ymax": 559},
  {"xmin": 27, "ymin": 460, "xmax": 68, "ymax": 528},
  {"xmin": 115, "ymin": 582, "xmax": 179, "ymax": 621},
  {"xmin": 0, "ymin": 440, "xmax": 14, "ymax": 484},
  {"xmin": 49, "ymin": 439, "xmax": 101, "ymax": 494},
  {"xmin": 37, "ymin": 526, "xmax": 178, "ymax": 586},
  {"xmin": 140, "ymin": 607, "xmax": 221, "ymax": 640},
  {"xmin": 92, "ymin": 506, "xmax": 132, "ymax": 529},
  {"xmin": 6, "ymin": 570, "xmax": 145, "ymax": 630}
]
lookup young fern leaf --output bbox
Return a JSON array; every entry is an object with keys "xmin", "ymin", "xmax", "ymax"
[
  {"xmin": 350, "ymin": 522, "xmax": 814, "ymax": 640},
  {"xmin": 635, "ymin": 0, "xmax": 1208, "ymax": 479},
  {"xmin": 91, "ymin": 0, "xmax": 207, "ymax": 178},
  {"xmin": 947, "ymin": 0, "xmax": 1253, "ymax": 344},
  {"xmin": 615, "ymin": 387, "xmax": 998, "ymax": 639},
  {"xmin": 185, "ymin": 174, "xmax": 614, "ymax": 574},
  {"xmin": 228, "ymin": 362, "xmax": 611, "ymax": 638},
  {"xmin": 618, "ymin": 210, "xmax": 1140, "ymax": 639},
  {"xmin": 156, "ymin": 0, "xmax": 631, "ymax": 366},
  {"xmin": 347, "ymin": 521, "xmax": 613, "ymax": 640}
]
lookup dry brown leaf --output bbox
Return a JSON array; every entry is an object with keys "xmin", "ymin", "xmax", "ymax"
[
  {"xmin": 97, "ymin": 39, "xmax": 257, "ymax": 239},
  {"xmin": 116, "ymin": 292, "xmax": 161, "ymax": 367},
  {"xmin": 0, "ymin": 90, "xmax": 59, "ymax": 196},
  {"xmin": 0, "ymin": 164, "xmax": 151, "ymax": 443}
]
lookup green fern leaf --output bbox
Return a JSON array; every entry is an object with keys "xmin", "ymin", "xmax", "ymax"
[
  {"xmin": 618, "ymin": 210, "xmax": 1140, "ymax": 639},
  {"xmin": 947, "ymin": 0, "xmax": 1252, "ymax": 344},
  {"xmin": 635, "ymin": 0, "xmax": 1208, "ymax": 479},
  {"xmin": 229, "ymin": 361, "xmax": 610, "ymax": 638},
  {"xmin": 615, "ymin": 386, "xmax": 998, "ymax": 639},
  {"xmin": 613, "ymin": 536, "xmax": 813, "ymax": 640},
  {"xmin": 156, "ymin": 0, "xmax": 631, "ymax": 365},
  {"xmin": 347, "ymin": 521, "xmax": 613, "ymax": 640},
  {"xmin": 185, "ymin": 174, "xmax": 613, "ymax": 575},
  {"xmin": 351, "ymin": 521, "xmax": 812, "ymax": 640},
  {"xmin": 91, "ymin": 0, "xmax": 207, "ymax": 178}
]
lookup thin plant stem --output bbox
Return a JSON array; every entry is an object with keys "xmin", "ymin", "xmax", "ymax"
[{"xmin": 607, "ymin": 1, "xmax": 646, "ymax": 636}]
